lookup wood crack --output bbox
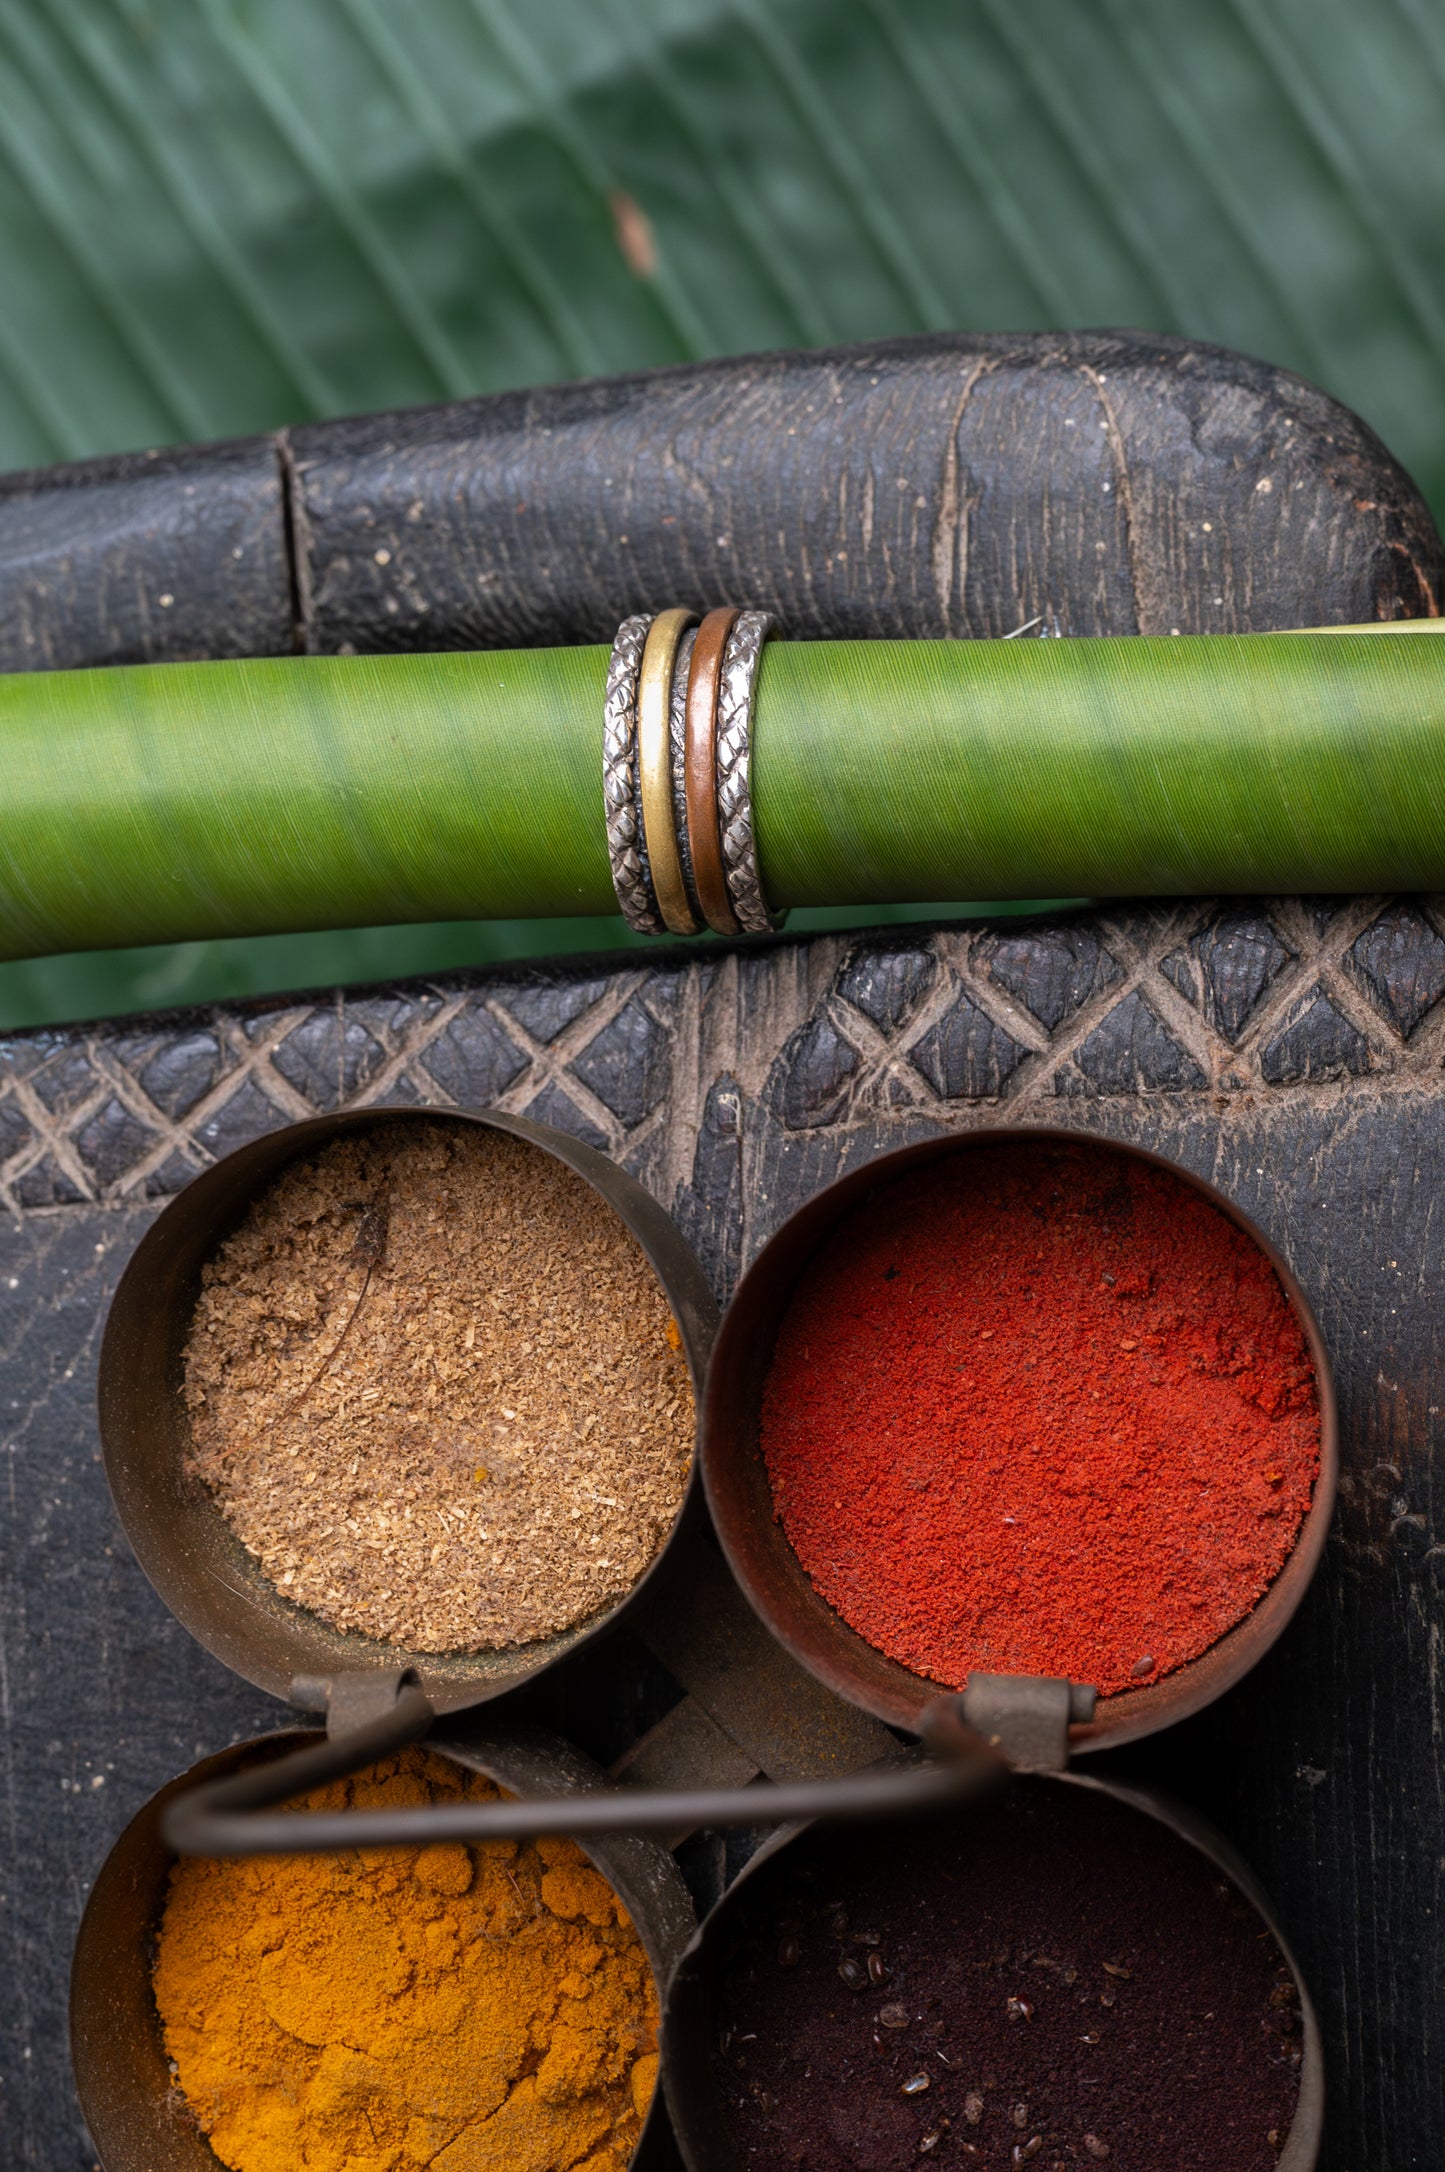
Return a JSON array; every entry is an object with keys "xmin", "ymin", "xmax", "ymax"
[
  {"xmin": 930, "ymin": 358, "xmax": 993, "ymax": 632},
  {"xmin": 1076, "ymin": 362, "xmax": 1150, "ymax": 635}
]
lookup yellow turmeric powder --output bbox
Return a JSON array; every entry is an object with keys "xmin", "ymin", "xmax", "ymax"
[{"xmin": 152, "ymin": 1746, "xmax": 661, "ymax": 2172}]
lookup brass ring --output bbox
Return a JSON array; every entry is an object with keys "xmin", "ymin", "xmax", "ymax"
[
  {"xmin": 685, "ymin": 607, "xmax": 742, "ymax": 935},
  {"xmin": 638, "ymin": 607, "xmax": 701, "ymax": 936}
]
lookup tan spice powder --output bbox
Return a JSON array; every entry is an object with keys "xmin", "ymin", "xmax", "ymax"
[{"xmin": 182, "ymin": 1120, "xmax": 694, "ymax": 1652}]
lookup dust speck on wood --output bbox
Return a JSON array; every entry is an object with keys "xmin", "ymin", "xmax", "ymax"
[{"xmin": 182, "ymin": 1120, "xmax": 694, "ymax": 1652}]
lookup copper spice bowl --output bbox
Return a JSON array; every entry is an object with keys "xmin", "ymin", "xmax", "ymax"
[
  {"xmin": 81, "ymin": 1114, "xmax": 1333, "ymax": 2172},
  {"xmin": 661, "ymin": 1770, "xmax": 1323, "ymax": 2172},
  {"xmin": 71, "ymin": 1726, "xmax": 696, "ymax": 2172},
  {"xmin": 701, "ymin": 1125, "xmax": 1339, "ymax": 1752},
  {"xmin": 96, "ymin": 1105, "xmax": 719, "ymax": 1716}
]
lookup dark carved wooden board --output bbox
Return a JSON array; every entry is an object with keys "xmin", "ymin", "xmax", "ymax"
[
  {"xmin": 4, "ymin": 896, "xmax": 1444, "ymax": 2169},
  {"xmin": 1, "ymin": 330, "xmax": 1439, "ymax": 675}
]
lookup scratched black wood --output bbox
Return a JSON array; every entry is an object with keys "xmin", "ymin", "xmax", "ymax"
[
  {"xmin": 2, "ymin": 902, "xmax": 1443, "ymax": 2168},
  {"xmin": 0, "ymin": 436, "xmax": 293, "ymax": 671},
  {"xmin": 1, "ymin": 332, "xmax": 1441, "ymax": 2168},
  {"xmin": 0, "ymin": 330, "xmax": 1439, "ymax": 674}
]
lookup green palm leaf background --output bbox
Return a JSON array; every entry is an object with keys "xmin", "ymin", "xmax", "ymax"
[{"xmin": 0, "ymin": 0, "xmax": 1440, "ymax": 1026}]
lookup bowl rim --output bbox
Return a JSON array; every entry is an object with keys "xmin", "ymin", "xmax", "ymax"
[
  {"xmin": 659, "ymin": 1762, "xmax": 1323, "ymax": 2172},
  {"xmin": 71, "ymin": 1721, "xmax": 694, "ymax": 2172},
  {"xmin": 97, "ymin": 1103, "xmax": 718, "ymax": 1715},
  {"xmin": 700, "ymin": 1121, "xmax": 1338, "ymax": 1750}
]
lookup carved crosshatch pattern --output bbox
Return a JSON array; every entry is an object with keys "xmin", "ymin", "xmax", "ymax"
[
  {"xmin": 4, "ymin": 895, "xmax": 1445, "ymax": 1253},
  {"xmin": 4, "ymin": 907, "xmax": 1445, "ymax": 2172}
]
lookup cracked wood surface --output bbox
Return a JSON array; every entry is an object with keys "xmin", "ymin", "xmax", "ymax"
[
  {"xmin": 1, "ymin": 896, "xmax": 1443, "ymax": 2165},
  {"xmin": 1, "ymin": 323, "xmax": 1439, "ymax": 2171},
  {"xmin": 0, "ymin": 330, "xmax": 1439, "ymax": 673}
]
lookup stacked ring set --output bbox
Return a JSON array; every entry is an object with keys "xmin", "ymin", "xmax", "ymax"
[{"xmin": 603, "ymin": 606, "xmax": 782, "ymax": 936}]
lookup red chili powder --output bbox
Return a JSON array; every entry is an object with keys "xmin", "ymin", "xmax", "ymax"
[{"xmin": 760, "ymin": 1139, "xmax": 1320, "ymax": 1696}]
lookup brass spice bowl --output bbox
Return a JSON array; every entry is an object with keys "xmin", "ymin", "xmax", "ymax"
[
  {"xmin": 661, "ymin": 1769, "xmax": 1323, "ymax": 2172},
  {"xmin": 97, "ymin": 1105, "xmax": 718, "ymax": 1716},
  {"xmin": 71, "ymin": 1725, "xmax": 695, "ymax": 2172},
  {"xmin": 702, "ymin": 1125, "xmax": 1339, "ymax": 1752}
]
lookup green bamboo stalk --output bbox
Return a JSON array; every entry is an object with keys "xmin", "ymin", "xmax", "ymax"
[
  {"xmin": 0, "ymin": 627, "xmax": 1442, "ymax": 963},
  {"xmin": 758, "ymin": 623, "xmax": 1445, "ymax": 904}
]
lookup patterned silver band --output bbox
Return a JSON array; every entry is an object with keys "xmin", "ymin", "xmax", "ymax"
[
  {"xmin": 602, "ymin": 613, "xmax": 665, "ymax": 934},
  {"xmin": 668, "ymin": 623, "xmax": 701, "ymax": 926},
  {"xmin": 716, "ymin": 609, "xmax": 782, "ymax": 934}
]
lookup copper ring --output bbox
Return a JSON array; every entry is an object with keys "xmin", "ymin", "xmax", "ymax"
[
  {"xmin": 684, "ymin": 608, "xmax": 742, "ymax": 935},
  {"xmin": 638, "ymin": 607, "xmax": 702, "ymax": 937}
]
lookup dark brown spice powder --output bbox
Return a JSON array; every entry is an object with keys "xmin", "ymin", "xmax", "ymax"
[
  {"xmin": 182, "ymin": 1121, "xmax": 693, "ymax": 1652},
  {"xmin": 713, "ymin": 1782, "xmax": 1303, "ymax": 2172}
]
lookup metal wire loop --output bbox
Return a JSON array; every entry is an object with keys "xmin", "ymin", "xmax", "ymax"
[{"xmin": 163, "ymin": 1687, "xmax": 1014, "ymax": 1858}]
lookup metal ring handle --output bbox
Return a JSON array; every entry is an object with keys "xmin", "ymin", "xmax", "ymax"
[
  {"xmin": 163, "ymin": 1683, "xmax": 437, "ymax": 1854},
  {"xmin": 162, "ymin": 1688, "xmax": 1017, "ymax": 1857}
]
